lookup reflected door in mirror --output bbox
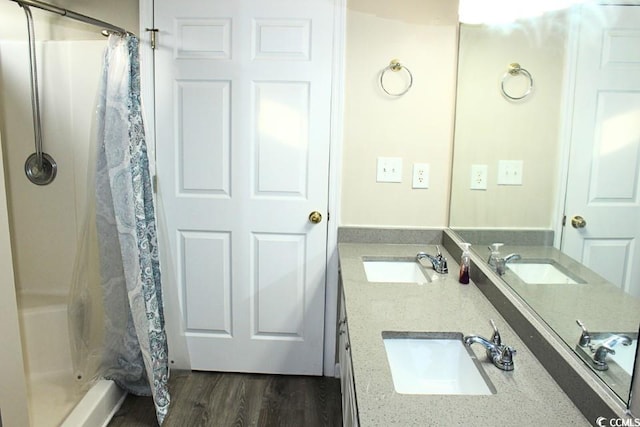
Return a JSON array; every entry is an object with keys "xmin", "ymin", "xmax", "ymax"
[{"xmin": 562, "ymin": 5, "xmax": 640, "ymax": 299}]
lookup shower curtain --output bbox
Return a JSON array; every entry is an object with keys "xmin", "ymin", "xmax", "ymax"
[{"xmin": 68, "ymin": 34, "xmax": 170, "ymax": 424}]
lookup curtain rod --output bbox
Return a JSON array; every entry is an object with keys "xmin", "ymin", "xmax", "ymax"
[{"xmin": 10, "ymin": 0, "xmax": 129, "ymax": 35}]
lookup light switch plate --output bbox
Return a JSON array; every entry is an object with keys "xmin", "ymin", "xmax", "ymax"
[
  {"xmin": 377, "ymin": 157, "xmax": 402, "ymax": 183},
  {"xmin": 497, "ymin": 160, "xmax": 523, "ymax": 185},
  {"xmin": 470, "ymin": 164, "xmax": 488, "ymax": 190},
  {"xmin": 412, "ymin": 163, "xmax": 430, "ymax": 189}
]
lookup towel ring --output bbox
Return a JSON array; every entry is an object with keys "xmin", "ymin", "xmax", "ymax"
[
  {"xmin": 380, "ymin": 59, "xmax": 413, "ymax": 97},
  {"xmin": 501, "ymin": 63, "xmax": 533, "ymax": 101}
]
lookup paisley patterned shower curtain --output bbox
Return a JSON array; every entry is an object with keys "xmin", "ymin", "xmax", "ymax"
[{"xmin": 95, "ymin": 34, "xmax": 170, "ymax": 424}]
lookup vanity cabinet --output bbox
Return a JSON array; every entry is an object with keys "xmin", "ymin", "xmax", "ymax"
[{"xmin": 338, "ymin": 281, "xmax": 359, "ymax": 427}]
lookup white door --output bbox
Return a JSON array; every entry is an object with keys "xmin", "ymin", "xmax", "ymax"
[
  {"xmin": 562, "ymin": 5, "xmax": 640, "ymax": 298},
  {"xmin": 154, "ymin": 0, "xmax": 334, "ymax": 374}
]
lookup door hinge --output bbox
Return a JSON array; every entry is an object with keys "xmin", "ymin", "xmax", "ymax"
[
  {"xmin": 562, "ymin": 215, "xmax": 566, "ymax": 226},
  {"xmin": 146, "ymin": 28, "xmax": 159, "ymax": 49},
  {"xmin": 327, "ymin": 211, "xmax": 330, "ymax": 222}
]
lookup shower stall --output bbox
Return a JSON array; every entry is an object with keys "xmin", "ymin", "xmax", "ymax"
[{"xmin": 0, "ymin": 3, "xmax": 135, "ymax": 425}]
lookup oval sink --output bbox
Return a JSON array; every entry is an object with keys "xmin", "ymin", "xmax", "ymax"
[
  {"xmin": 382, "ymin": 331, "xmax": 495, "ymax": 395},
  {"xmin": 507, "ymin": 259, "xmax": 585, "ymax": 284},
  {"xmin": 363, "ymin": 257, "xmax": 430, "ymax": 284},
  {"xmin": 610, "ymin": 339, "xmax": 638, "ymax": 376}
]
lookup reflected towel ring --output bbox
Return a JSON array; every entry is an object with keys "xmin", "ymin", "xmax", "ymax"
[
  {"xmin": 380, "ymin": 59, "xmax": 413, "ymax": 96},
  {"xmin": 501, "ymin": 63, "xmax": 534, "ymax": 101}
]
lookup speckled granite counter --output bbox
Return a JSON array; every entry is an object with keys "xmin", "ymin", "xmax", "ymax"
[
  {"xmin": 489, "ymin": 244, "xmax": 640, "ymax": 342},
  {"xmin": 338, "ymin": 242, "xmax": 589, "ymax": 426},
  {"xmin": 475, "ymin": 244, "xmax": 640, "ymax": 401}
]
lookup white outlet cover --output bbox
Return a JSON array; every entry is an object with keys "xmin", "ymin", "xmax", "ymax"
[
  {"xmin": 412, "ymin": 163, "xmax": 430, "ymax": 189},
  {"xmin": 470, "ymin": 164, "xmax": 488, "ymax": 190}
]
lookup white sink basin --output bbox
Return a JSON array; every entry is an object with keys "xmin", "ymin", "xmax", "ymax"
[
  {"xmin": 363, "ymin": 258, "xmax": 429, "ymax": 284},
  {"xmin": 382, "ymin": 332, "xmax": 495, "ymax": 395},
  {"xmin": 609, "ymin": 339, "xmax": 638, "ymax": 376},
  {"xmin": 586, "ymin": 337, "xmax": 638, "ymax": 376},
  {"xmin": 507, "ymin": 261, "xmax": 583, "ymax": 284}
]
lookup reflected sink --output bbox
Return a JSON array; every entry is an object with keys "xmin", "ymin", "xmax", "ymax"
[
  {"xmin": 610, "ymin": 339, "xmax": 638, "ymax": 376},
  {"xmin": 363, "ymin": 257, "xmax": 430, "ymax": 284},
  {"xmin": 382, "ymin": 331, "xmax": 495, "ymax": 395},
  {"xmin": 507, "ymin": 259, "xmax": 585, "ymax": 284}
]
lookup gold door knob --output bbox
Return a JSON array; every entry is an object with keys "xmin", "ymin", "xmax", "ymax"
[
  {"xmin": 571, "ymin": 215, "xmax": 587, "ymax": 229},
  {"xmin": 309, "ymin": 211, "xmax": 322, "ymax": 224}
]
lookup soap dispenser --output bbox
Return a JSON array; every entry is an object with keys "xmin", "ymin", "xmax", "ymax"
[
  {"xmin": 459, "ymin": 243, "xmax": 471, "ymax": 284},
  {"xmin": 488, "ymin": 243, "xmax": 504, "ymax": 269}
]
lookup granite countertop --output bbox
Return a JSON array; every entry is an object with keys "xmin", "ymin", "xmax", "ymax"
[
  {"xmin": 482, "ymin": 244, "xmax": 640, "ymax": 401},
  {"xmin": 487, "ymin": 244, "xmax": 640, "ymax": 341},
  {"xmin": 338, "ymin": 242, "xmax": 589, "ymax": 426}
]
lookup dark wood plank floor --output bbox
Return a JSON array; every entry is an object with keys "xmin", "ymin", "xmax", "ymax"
[{"xmin": 108, "ymin": 371, "xmax": 342, "ymax": 427}]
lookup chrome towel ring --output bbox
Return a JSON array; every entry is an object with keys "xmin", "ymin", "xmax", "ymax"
[
  {"xmin": 501, "ymin": 63, "xmax": 533, "ymax": 101},
  {"xmin": 380, "ymin": 59, "xmax": 413, "ymax": 97}
]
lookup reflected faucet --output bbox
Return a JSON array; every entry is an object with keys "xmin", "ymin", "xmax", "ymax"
[
  {"xmin": 495, "ymin": 253, "xmax": 522, "ymax": 275},
  {"xmin": 464, "ymin": 320, "xmax": 516, "ymax": 371},
  {"xmin": 575, "ymin": 320, "xmax": 591, "ymax": 347},
  {"xmin": 416, "ymin": 246, "xmax": 448, "ymax": 274},
  {"xmin": 591, "ymin": 334, "xmax": 632, "ymax": 371},
  {"xmin": 504, "ymin": 253, "xmax": 522, "ymax": 263},
  {"xmin": 486, "ymin": 243, "xmax": 521, "ymax": 275}
]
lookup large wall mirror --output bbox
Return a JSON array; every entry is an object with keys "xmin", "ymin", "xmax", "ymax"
[{"xmin": 449, "ymin": 2, "xmax": 640, "ymax": 405}]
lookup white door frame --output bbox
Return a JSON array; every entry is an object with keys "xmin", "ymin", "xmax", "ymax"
[{"xmin": 138, "ymin": 0, "xmax": 345, "ymax": 377}]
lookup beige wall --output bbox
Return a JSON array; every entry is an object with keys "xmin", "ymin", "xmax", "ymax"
[
  {"xmin": 449, "ymin": 13, "xmax": 568, "ymax": 228},
  {"xmin": 340, "ymin": 0, "xmax": 459, "ymax": 227},
  {"xmin": 0, "ymin": 132, "xmax": 30, "ymax": 427}
]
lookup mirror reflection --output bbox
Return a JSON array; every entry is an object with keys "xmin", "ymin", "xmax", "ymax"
[{"xmin": 449, "ymin": 3, "xmax": 640, "ymax": 403}]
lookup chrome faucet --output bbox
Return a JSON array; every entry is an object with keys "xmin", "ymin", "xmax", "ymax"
[
  {"xmin": 464, "ymin": 320, "xmax": 516, "ymax": 371},
  {"xmin": 592, "ymin": 334, "xmax": 632, "ymax": 371},
  {"xmin": 504, "ymin": 253, "xmax": 522, "ymax": 263},
  {"xmin": 495, "ymin": 253, "xmax": 521, "ymax": 275},
  {"xmin": 575, "ymin": 319, "xmax": 591, "ymax": 347},
  {"xmin": 416, "ymin": 246, "xmax": 448, "ymax": 274}
]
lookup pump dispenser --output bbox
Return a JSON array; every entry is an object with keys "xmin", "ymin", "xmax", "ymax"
[
  {"xmin": 459, "ymin": 243, "xmax": 471, "ymax": 284},
  {"xmin": 488, "ymin": 243, "xmax": 504, "ymax": 269}
]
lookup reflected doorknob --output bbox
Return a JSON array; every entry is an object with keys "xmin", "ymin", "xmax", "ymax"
[
  {"xmin": 571, "ymin": 215, "xmax": 587, "ymax": 229},
  {"xmin": 309, "ymin": 211, "xmax": 322, "ymax": 224}
]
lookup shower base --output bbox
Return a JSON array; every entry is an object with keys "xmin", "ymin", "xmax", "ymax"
[{"xmin": 18, "ymin": 293, "xmax": 126, "ymax": 426}]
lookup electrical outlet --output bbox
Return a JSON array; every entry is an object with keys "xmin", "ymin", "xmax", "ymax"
[
  {"xmin": 412, "ymin": 163, "xmax": 430, "ymax": 189},
  {"xmin": 497, "ymin": 160, "xmax": 523, "ymax": 185},
  {"xmin": 376, "ymin": 157, "xmax": 402, "ymax": 183},
  {"xmin": 470, "ymin": 164, "xmax": 488, "ymax": 190}
]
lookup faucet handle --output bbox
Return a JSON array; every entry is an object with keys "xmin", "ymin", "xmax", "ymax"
[
  {"xmin": 593, "ymin": 345, "xmax": 615, "ymax": 371},
  {"xmin": 489, "ymin": 319, "xmax": 502, "ymax": 346},
  {"xmin": 489, "ymin": 243, "xmax": 504, "ymax": 252},
  {"xmin": 493, "ymin": 345, "xmax": 516, "ymax": 371},
  {"xmin": 576, "ymin": 319, "xmax": 591, "ymax": 347},
  {"xmin": 501, "ymin": 345, "xmax": 516, "ymax": 363},
  {"xmin": 439, "ymin": 256, "xmax": 448, "ymax": 274}
]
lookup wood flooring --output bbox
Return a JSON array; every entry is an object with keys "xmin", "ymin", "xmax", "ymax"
[{"xmin": 108, "ymin": 371, "xmax": 342, "ymax": 427}]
